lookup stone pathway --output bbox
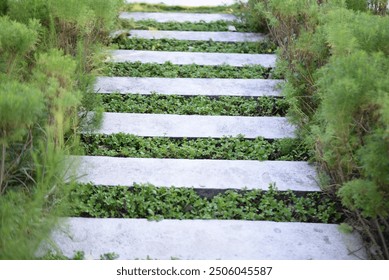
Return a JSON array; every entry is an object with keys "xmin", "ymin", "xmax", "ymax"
[
  {"xmin": 73, "ymin": 157, "xmax": 320, "ymax": 192},
  {"xmin": 95, "ymin": 77, "xmax": 283, "ymax": 96},
  {"xmin": 52, "ymin": 218, "xmax": 365, "ymax": 260},
  {"xmin": 120, "ymin": 12, "xmax": 238, "ymax": 22},
  {"xmin": 53, "ymin": 0, "xmax": 366, "ymax": 260},
  {"xmin": 109, "ymin": 50, "xmax": 276, "ymax": 67},
  {"xmin": 96, "ymin": 113, "xmax": 295, "ymax": 139},
  {"xmin": 128, "ymin": 30, "xmax": 265, "ymax": 42},
  {"xmin": 125, "ymin": 0, "xmax": 239, "ymax": 6}
]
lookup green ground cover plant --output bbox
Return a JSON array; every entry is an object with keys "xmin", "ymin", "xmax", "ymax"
[
  {"xmin": 115, "ymin": 37, "xmax": 276, "ymax": 54},
  {"xmin": 80, "ymin": 134, "xmax": 310, "ymax": 161},
  {"xmin": 105, "ymin": 62, "xmax": 278, "ymax": 79},
  {"xmin": 68, "ymin": 184, "xmax": 342, "ymax": 223},
  {"xmin": 124, "ymin": 19, "xmax": 252, "ymax": 32},
  {"xmin": 100, "ymin": 94, "xmax": 288, "ymax": 117}
]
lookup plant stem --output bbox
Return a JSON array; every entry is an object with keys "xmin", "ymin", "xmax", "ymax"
[
  {"xmin": 374, "ymin": 218, "xmax": 389, "ymax": 259},
  {"xmin": 0, "ymin": 143, "xmax": 6, "ymax": 195}
]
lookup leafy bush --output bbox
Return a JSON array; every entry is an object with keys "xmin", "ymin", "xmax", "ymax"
[
  {"xmin": 0, "ymin": 16, "xmax": 40, "ymax": 76},
  {"xmin": 0, "ymin": 0, "xmax": 7, "ymax": 15},
  {"xmin": 0, "ymin": 80, "xmax": 44, "ymax": 193},
  {"xmin": 247, "ymin": 0, "xmax": 389, "ymax": 258},
  {"xmin": 0, "ymin": 0, "xmax": 122, "ymax": 259}
]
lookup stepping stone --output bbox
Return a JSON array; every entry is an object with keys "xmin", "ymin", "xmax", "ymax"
[
  {"xmin": 125, "ymin": 0, "xmax": 240, "ymax": 6},
  {"xmin": 71, "ymin": 157, "xmax": 319, "ymax": 192},
  {"xmin": 49, "ymin": 218, "xmax": 366, "ymax": 260},
  {"xmin": 128, "ymin": 30, "xmax": 265, "ymax": 42},
  {"xmin": 120, "ymin": 12, "xmax": 238, "ymax": 23},
  {"xmin": 95, "ymin": 77, "xmax": 283, "ymax": 97},
  {"xmin": 109, "ymin": 50, "xmax": 277, "ymax": 67},
  {"xmin": 96, "ymin": 113, "xmax": 295, "ymax": 139}
]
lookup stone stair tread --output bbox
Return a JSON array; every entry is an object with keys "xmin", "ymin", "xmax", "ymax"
[
  {"xmin": 125, "ymin": 0, "xmax": 240, "ymax": 6},
  {"xmin": 71, "ymin": 156, "xmax": 320, "ymax": 192},
  {"xmin": 120, "ymin": 11, "xmax": 238, "ymax": 23},
  {"xmin": 128, "ymin": 30, "xmax": 266, "ymax": 42},
  {"xmin": 95, "ymin": 77, "xmax": 283, "ymax": 97},
  {"xmin": 95, "ymin": 113, "xmax": 295, "ymax": 139},
  {"xmin": 109, "ymin": 50, "xmax": 276, "ymax": 67},
  {"xmin": 50, "ymin": 218, "xmax": 366, "ymax": 260}
]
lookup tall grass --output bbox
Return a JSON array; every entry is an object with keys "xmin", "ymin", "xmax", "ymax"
[
  {"xmin": 0, "ymin": 0, "xmax": 123, "ymax": 259},
  {"xmin": 244, "ymin": 0, "xmax": 389, "ymax": 259}
]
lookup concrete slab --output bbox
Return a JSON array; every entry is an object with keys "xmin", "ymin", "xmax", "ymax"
[
  {"xmin": 94, "ymin": 77, "xmax": 283, "ymax": 97},
  {"xmin": 125, "ymin": 0, "xmax": 241, "ymax": 6},
  {"xmin": 128, "ymin": 30, "xmax": 265, "ymax": 42},
  {"xmin": 50, "ymin": 218, "xmax": 367, "ymax": 260},
  {"xmin": 109, "ymin": 50, "xmax": 276, "ymax": 67},
  {"xmin": 97, "ymin": 113, "xmax": 295, "ymax": 139},
  {"xmin": 72, "ymin": 157, "xmax": 320, "ymax": 192},
  {"xmin": 120, "ymin": 12, "xmax": 238, "ymax": 23}
]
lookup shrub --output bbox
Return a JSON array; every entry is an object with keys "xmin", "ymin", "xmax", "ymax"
[
  {"xmin": 0, "ymin": 0, "xmax": 7, "ymax": 15},
  {"xmin": 31, "ymin": 49, "xmax": 80, "ymax": 147},
  {"xmin": 246, "ymin": 0, "xmax": 389, "ymax": 258},
  {"xmin": 0, "ymin": 80, "xmax": 44, "ymax": 193},
  {"xmin": 0, "ymin": 16, "xmax": 40, "ymax": 76},
  {"xmin": 0, "ymin": 0, "xmax": 122, "ymax": 259}
]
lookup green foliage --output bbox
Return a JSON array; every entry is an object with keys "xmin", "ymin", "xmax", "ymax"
[
  {"xmin": 41, "ymin": 250, "xmax": 119, "ymax": 260},
  {"xmin": 115, "ymin": 37, "xmax": 276, "ymax": 54},
  {"xmin": 0, "ymin": 80, "xmax": 44, "ymax": 193},
  {"xmin": 345, "ymin": 0, "xmax": 368, "ymax": 11},
  {"xmin": 0, "ymin": 0, "xmax": 7, "ymax": 15},
  {"xmin": 101, "ymin": 94, "xmax": 288, "ymax": 117},
  {"xmin": 0, "ymin": 143, "xmax": 69, "ymax": 259},
  {"xmin": 324, "ymin": 9, "xmax": 389, "ymax": 56},
  {"xmin": 125, "ymin": 19, "xmax": 251, "ymax": 32},
  {"xmin": 0, "ymin": 80, "xmax": 43, "ymax": 145},
  {"xmin": 0, "ymin": 16, "xmax": 40, "ymax": 75},
  {"xmin": 239, "ymin": 0, "xmax": 268, "ymax": 32},
  {"xmin": 80, "ymin": 134, "xmax": 309, "ymax": 161},
  {"xmin": 246, "ymin": 0, "xmax": 389, "ymax": 258},
  {"xmin": 338, "ymin": 180, "xmax": 388, "ymax": 218},
  {"xmin": 69, "ymin": 184, "xmax": 342, "ymax": 223},
  {"xmin": 31, "ymin": 49, "xmax": 80, "ymax": 147},
  {"xmin": 315, "ymin": 48, "xmax": 389, "ymax": 220},
  {"xmin": 7, "ymin": 0, "xmax": 49, "ymax": 24},
  {"xmin": 106, "ymin": 62, "xmax": 276, "ymax": 79},
  {"xmin": 0, "ymin": 0, "xmax": 121, "ymax": 260}
]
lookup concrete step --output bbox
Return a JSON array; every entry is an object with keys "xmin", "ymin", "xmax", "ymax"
[
  {"xmin": 72, "ymin": 156, "xmax": 319, "ymax": 192},
  {"xmin": 109, "ymin": 50, "xmax": 276, "ymax": 67},
  {"xmin": 125, "ymin": 0, "xmax": 240, "ymax": 6},
  {"xmin": 128, "ymin": 30, "xmax": 265, "ymax": 42},
  {"xmin": 95, "ymin": 77, "xmax": 283, "ymax": 97},
  {"xmin": 96, "ymin": 113, "xmax": 295, "ymax": 139},
  {"xmin": 50, "ymin": 218, "xmax": 366, "ymax": 260},
  {"xmin": 120, "ymin": 12, "xmax": 238, "ymax": 23}
]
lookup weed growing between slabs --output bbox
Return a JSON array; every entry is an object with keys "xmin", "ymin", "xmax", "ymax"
[
  {"xmin": 100, "ymin": 94, "xmax": 288, "ymax": 117},
  {"xmin": 68, "ymin": 184, "xmax": 342, "ymax": 223},
  {"xmin": 115, "ymin": 38, "xmax": 276, "ymax": 54},
  {"xmin": 125, "ymin": 19, "xmax": 252, "ymax": 32},
  {"xmin": 105, "ymin": 62, "xmax": 280, "ymax": 79},
  {"xmin": 80, "ymin": 134, "xmax": 311, "ymax": 161}
]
